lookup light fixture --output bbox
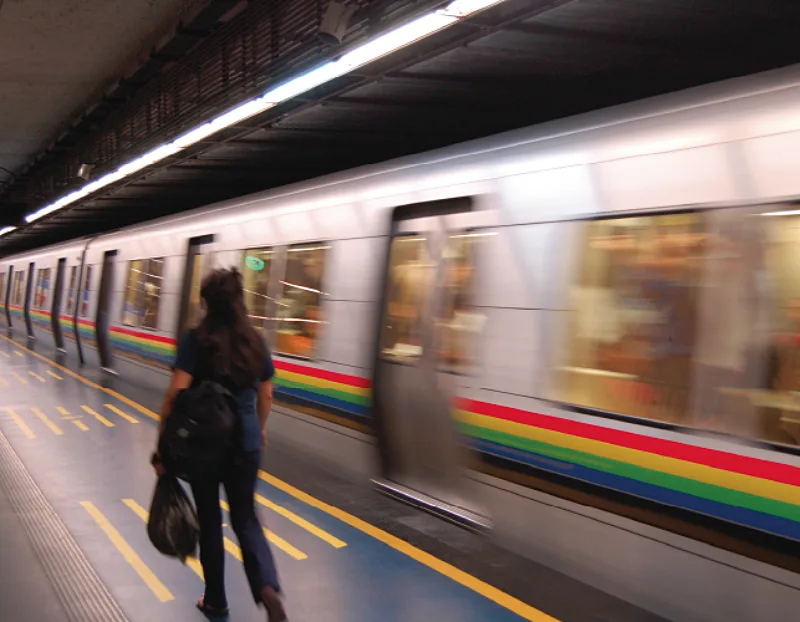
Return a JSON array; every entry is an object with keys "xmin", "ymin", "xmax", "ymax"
[
  {"xmin": 20, "ymin": 0, "xmax": 508, "ymax": 226},
  {"xmin": 77, "ymin": 163, "xmax": 96, "ymax": 181},
  {"xmin": 437, "ymin": 0, "xmax": 506, "ymax": 18},
  {"xmin": 318, "ymin": 2, "xmax": 358, "ymax": 45},
  {"xmin": 761, "ymin": 209, "xmax": 800, "ymax": 217},
  {"xmin": 0, "ymin": 226, "xmax": 16, "ymax": 237}
]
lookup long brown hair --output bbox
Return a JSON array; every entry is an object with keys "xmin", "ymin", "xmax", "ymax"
[{"xmin": 195, "ymin": 268, "xmax": 265, "ymax": 389}]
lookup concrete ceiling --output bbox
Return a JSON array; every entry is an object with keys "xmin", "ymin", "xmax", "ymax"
[{"xmin": 0, "ymin": 0, "xmax": 200, "ymax": 185}]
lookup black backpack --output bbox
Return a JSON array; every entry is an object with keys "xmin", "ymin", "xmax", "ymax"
[{"xmin": 159, "ymin": 379, "xmax": 239, "ymax": 482}]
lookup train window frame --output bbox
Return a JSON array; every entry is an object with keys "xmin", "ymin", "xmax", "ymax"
[
  {"xmin": 380, "ymin": 233, "xmax": 432, "ymax": 366},
  {"xmin": 79, "ymin": 265, "xmax": 93, "ymax": 318},
  {"xmin": 547, "ymin": 202, "xmax": 800, "ymax": 458},
  {"xmin": 65, "ymin": 265, "xmax": 79, "ymax": 315},
  {"xmin": 33, "ymin": 267, "xmax": 52, "ymax": 311},
  {"xmin": 121, "ymin": 257, "xmax": 165, "ymax": 331},
  {"xmin": 241, "ymin": 246, "xmax": 277, "ymax": 342},
  {"xmin": 273, "ymin": 242, "xmax": 330, "ymax": 361},
  {"xmin": 11, "ymin": 270, "xmax": 25, "ymax": 306},
  {"xmin": 433, "ymin": 227, "xmax": 491, "ymax": 377}
]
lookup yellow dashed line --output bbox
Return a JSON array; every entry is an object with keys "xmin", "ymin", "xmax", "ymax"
[
  {"xmin": 46, "ymin": 370, "xmax": 63, "ymax": 380},
  {"xmin": 81, "ymin": 501, "xmax": 173, "ymax": 602},
  {"xmin": 31, "ymin": 408, "xmax": 63, "ymax": 436},
  {"xmin": 5, "ymin": 409, "xmax": 35, "ymax": 439},
  {"xmin": 1, "ymin": 333, "xmax": 557, "ymax": 622},
  {"xmin": 0, "ymin": 376, "xmax": 8, "ymax": 386},
  {"xmin": 220, "ymin": 499, "xmax": 307, "ymax": 561},
  {"xmin": 11, "ymin": 371, "xmax": 27, "ymax": 385},
  {"xmin": 57, "ymin": 407, "xmax": 71, "ymax": 416},
  {"xmin": 1, "ymin": 351, "xmax": 9, "ymax": 358},
  {"xmin": 72, "ymin": 420, "xmax": 89, "ymax": 432},
  {"xmin": 28, "ymin": 371, "xmax": 46, "ymax": 383},
  {"xmin": 258, "ymin": 471, "xmax": 558, "ymax": 621},
  {"xmin": 254, "ymin": 492, "xmax": 346, "ymax": 549},
  {"xmin": 104, "ymin": 404, "xmax": 138, "ymax": 424},
  {"xmin": 13, "ymin": 351, "xmax": 23, "ymax": 357},
  {"xmin": 223, "ymin": 537, "xmax": 243, "ymax": 562},
  {"xmin": 122, "ymin": 499, "xmax": 204, "ymax": 580},
  {"xmin": 80, "ymin": 405, "xmax": 114, "ymax": 428}
]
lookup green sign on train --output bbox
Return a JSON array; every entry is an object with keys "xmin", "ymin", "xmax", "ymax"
[{"xmin": 245, "ymin": 256, "xmax": 265, "ymax": 271}]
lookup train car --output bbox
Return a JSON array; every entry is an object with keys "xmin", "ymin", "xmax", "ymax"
[{"xmin": 5, "ymin": 63, "xmax": 800, "ymax": 621}]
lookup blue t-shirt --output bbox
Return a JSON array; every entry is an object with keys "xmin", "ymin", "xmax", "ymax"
[{"xmin": 173, "ymin": 331, "xmax": 275, "ymax": 453}]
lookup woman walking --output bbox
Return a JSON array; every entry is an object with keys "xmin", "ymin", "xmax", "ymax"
[{"xmin": 153, "ymin": 268, "xmax": 287, "ymax": 621}]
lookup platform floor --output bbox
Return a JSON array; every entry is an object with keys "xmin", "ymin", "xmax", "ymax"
[{"xmin": 0, "ymin": 332, "xmax": 666, "ymax": 622}]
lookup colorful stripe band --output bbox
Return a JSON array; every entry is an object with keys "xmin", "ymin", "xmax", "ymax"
[
  {"xmin": 273, "ymin": 360, "xmax": 371, "ymax": 418},
  {"xmin": 60, "ymin": 315, "xmax": 96, "ymax": 339},
  {"xmin": 455, "ymin": 398, "xmax": 800, "ymax": 540},
  {"xmin": 110, "ymin": 325, "xmax": 176, "ymax": 365},
  {"xmin": 30, "ymin": 308, "xmax": 52, "ymax": 330}
]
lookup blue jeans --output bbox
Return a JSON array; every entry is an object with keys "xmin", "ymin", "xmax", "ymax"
[{"xmin": 191, "ymin": 451, "xmax": 280, "ymax": 607}]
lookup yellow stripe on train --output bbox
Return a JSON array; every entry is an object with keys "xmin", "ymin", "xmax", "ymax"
[
  {"xmin": 278, "ymin": 369, "xmax": 370, "ymax": 398},
  {"xmin": 456, "ymin": 410, "xmax": 800, "ymax": 507}
]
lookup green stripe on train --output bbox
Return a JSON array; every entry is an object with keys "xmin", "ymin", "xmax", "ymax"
[
  {"xmin": 273, "ymin": 376, "xmax": 370, "ymax": 407},
  {"xmin": 460, "ymin": 423, "xmax": 800, "ymax": 522}
]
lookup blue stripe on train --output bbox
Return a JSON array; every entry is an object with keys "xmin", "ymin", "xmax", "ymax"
[
  {"xmin": 110, "ymin": 335, "xmax": 173, "ymax": 365},
  {"xmin": 470, "ymin": 437, "xmax": 800, "ymax": 542},
  {"xmin": 273, "ymin": 385, "xmax": 370, "ymax": 418}
]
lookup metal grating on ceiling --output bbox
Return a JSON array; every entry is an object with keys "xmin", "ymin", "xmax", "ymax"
[{"xmin": 3, "ymin": 0, "xmax": 800, "ymax": 254}]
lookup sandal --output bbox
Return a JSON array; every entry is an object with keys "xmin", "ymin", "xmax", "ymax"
[{"xmin": 196, "ymin": 597, "xmax": 229, "ymax": 617}]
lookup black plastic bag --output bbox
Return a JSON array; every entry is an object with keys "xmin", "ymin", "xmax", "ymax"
[{"xmin": 147, "ymin": 473, "xmax": 200, "ymax": 563}]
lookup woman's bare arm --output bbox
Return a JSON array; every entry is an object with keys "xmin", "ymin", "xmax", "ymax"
[{"xmin": 257, "ymin": 379, "xmax": 274, "ymax": 431}]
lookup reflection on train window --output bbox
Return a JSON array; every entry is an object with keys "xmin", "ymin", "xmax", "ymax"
[
  {"xmin": 556, "ymin": 213, "xmax": 706, "ymax": 426},
  {"xmin": 122, "ymin": 258, "xmax": 164, "ymax": 330},
  {"xmin": 381, "ymin": 236, "xmax": 433, "ymax": 362},
  {"xmin": 65, "ymin": 266, "xmax": 78, "ymax": 314},
  {"xmin": 754, "ymin": 208, "xmax": 800, "ymax": 446},
  {"xmin": 435, "ymin": 232, "xmax": 488, "ymax": 371},
  {"xmin": 11, "ymin": 271, "xmax": 25, "ymax": 306},
  {"xmin": 185, "ymin": 253, "xmax": 205, "ymax": 329},
  {"xmin": 33, "ymin": 268, "xmax": 51, "ymax": 310},
  {"xmin": 275, "ymin": 244, "xmax": 328, "ymax": 358},
  {"xmin": 0, "ymin": 273, "xmax": 5, "ymax": 306},
  {"xmin": 80, "ymin": 265, "xmax": 93, "ymax": 317},
  {"xmin": 242, "ymin": 248, "xmax": 275, "ymax": 338}
]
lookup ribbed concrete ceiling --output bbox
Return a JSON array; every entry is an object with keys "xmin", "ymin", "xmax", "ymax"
[{"xmin": 0, "ymin": 0, "xmax": 202, "ymax": 183}]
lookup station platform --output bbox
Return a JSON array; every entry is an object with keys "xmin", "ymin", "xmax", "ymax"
[{"xmin": 0, "ymin": 333, "xmax": 666, "ymax": 622}]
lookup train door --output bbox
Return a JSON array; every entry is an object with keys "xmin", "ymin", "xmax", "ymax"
[
  {"xmin": 95, "ymin": 250, "xmax": 118, "ymax": 372},
  {"xmin": 23, "ymin": 262, "xmax": 35, "ymax": 340},
  {"xmin": 373, "ymin": 198, "xmax": 488, "ymax": 530},
  {"xmin": 1, "ymin": 267, "xmax": 9, "ymax": 330},
  {"xmin": 177, "ymin": 234, "xmax": 214, "ymax": 339},
  {"xmin": 52, "ymin": 258, "xmax": 67, "ymax": 352}
]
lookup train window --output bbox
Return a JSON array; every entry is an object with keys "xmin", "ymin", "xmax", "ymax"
[
  {"xmin": 435, "ymin": 232, "xmax": 487, "ymax": 371},
  {"xmin": 555, "ymin": 212, "xmax": 707, "ymax": 426},
  {"xmin": 11, "ymin": 271, "xmax": 25, "ymax": 306},
  {"xmin": 0, "ymin": 273, "xmax": 5, "ymax": 306},
  {"xmin": 65, "ymin": 266, "xmax": 78, "ymax": 314},
  {"xmin": 122, "ymin": 258, "xmax": 164, "ymax": 330},
  {"xmin": 80, "ymin": 265, "xmax": 93, "ymax": 317},
  {"xmin": 185, "ymin": 253, "xmax": 205, "ymax": 329},
  {"xmin": 275, "ymin": 243, "xmax": 329, "ymax": 358},
  {"xmin": 33, "ymin": 268, "xmax": 51, "ymax": 310},
  {"xmin": 242, "ymin": 248, "xmax": 275, "ymax": 338},
  {"xmin": 743, "ymin": 206, "xmax": 800, "ymax": 446},
  {"xmin": 381, "ymin": 236, "xmax": 434, "ymax": 362}
]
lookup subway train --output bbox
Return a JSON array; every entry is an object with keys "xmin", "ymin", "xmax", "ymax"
[{"xmin": 4, "ymin": 63, "xmax": 800, "ymax": 621}]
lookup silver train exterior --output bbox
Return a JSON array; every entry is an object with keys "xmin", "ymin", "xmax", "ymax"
[{"xmin": 4, "ymin": 64, "xmax": 800, "ymax": 621}]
